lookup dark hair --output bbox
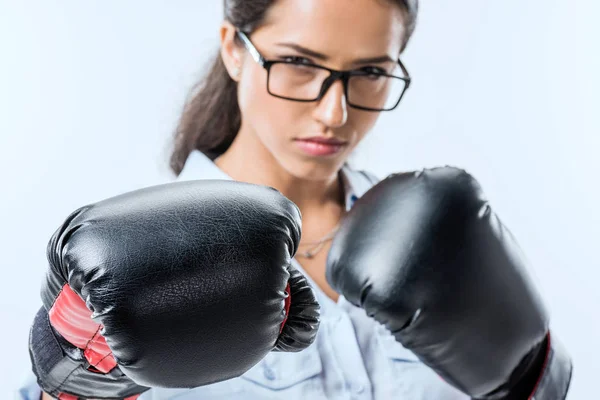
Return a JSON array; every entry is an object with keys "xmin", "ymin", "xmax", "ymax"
[{"xmin": 169, "ymin": 0, "xmax": 419, "ymax": 175}]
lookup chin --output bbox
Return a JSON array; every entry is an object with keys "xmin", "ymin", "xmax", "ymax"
[{"xmin": 280, "ymin": 156, "xmax": 345, "ymax": 182}]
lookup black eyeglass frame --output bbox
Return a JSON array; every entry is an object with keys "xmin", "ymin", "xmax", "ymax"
[{"xmin": 236, "ymin": 30, "xmax": 411, "ymax": 112}]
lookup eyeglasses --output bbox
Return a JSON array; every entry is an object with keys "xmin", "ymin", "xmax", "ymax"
[{"xmin": 236, "ymin": 31, "xmax": 411, "ymax": 112}]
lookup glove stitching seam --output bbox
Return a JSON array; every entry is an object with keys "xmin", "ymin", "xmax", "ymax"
[{"xmin": 84, "ymin": 325, "xmax": 106, "ymax": 366}]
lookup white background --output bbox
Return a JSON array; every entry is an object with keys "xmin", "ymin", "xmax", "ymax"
[{"xmin": 1, "ymin": 1, "xmax": 598, "ymax": 399}]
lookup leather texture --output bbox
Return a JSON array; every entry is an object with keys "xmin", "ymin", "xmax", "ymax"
[
  {"xmin": 326, "ymin": 167, "xmax": 550, "ymax": 399},
  {"xmin": 30, "ymin": 179, "xmax": 320, "ymax": 399}
]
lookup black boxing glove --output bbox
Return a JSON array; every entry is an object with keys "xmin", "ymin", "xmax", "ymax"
[
  {"xmin": 327, "ymin": 167, "xmax": 572, "ymax": 399},
  {"xmin": 29, "ymin": 180, "xmax": 320, "ymax": 400}
]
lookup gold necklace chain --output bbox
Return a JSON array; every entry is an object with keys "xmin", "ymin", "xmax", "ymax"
[{"xmin": 296, "ymin": 223, "xmax": 341, "ymax": 259}]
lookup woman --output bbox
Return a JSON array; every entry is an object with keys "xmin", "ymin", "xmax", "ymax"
[
  {"xmin": 16, "ymin": 0, "xmax": 524, "ymax": 399},
  {"xmin": 160, "ymin": 0, "xmax": 466, "ymax": 398}
]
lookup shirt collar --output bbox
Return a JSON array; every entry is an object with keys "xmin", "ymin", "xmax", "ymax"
[{"xmin": 177, "ymin": 150, "xmax": 232, "ymax": 182}]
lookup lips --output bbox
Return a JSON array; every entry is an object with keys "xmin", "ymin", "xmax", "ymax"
[
  {"xmin": 297, "ymin": 136, "xmax": 347, "ymax": 145},
  {"xmin": 294, "ymin": 136, "xmax": 347, "ymax": 157}
]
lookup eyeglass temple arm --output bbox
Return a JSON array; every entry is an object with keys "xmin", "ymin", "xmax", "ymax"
[
  {"xmin": 236, "ymin": 31, "xmax": 264, "ymax": 66},
  {"xmin": 398, "ymin": 59, "xmax": 411, "ymax": 86}
]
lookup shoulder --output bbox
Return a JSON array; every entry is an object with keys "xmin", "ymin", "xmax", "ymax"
[{"xmin": 176, "ymin": 150, "xmax": 232, "ymax": 182}]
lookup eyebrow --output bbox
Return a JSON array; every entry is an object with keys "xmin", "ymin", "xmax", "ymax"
[{"xmin": 275, "ymin": 42, "xmax": 395, "ymax": 65}]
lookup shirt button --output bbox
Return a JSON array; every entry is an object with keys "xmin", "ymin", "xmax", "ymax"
[
  {"xmin": 352, "ymin": 383, "xmax": 365, "ymax": 394},
  {"xmin": 346, "ymin": 382, "xmax": 365, "ymax": 394},
  {"xmin": 263, "ymin": 366, "xmax": 276, "ymax": 381}
]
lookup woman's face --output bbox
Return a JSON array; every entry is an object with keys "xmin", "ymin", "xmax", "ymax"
[{"xmin": 223, "ymin": 0, "xmax": 407, "ymax": 181}]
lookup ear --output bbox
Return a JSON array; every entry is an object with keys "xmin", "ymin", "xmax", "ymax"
[{"xmin": 220, "ymin": 21, "xmax": 244, "ymax": 82}]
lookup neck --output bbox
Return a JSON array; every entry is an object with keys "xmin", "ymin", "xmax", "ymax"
[{"xmin": 215, "ymin": 127, "xmax": 345, "ymax": 213}]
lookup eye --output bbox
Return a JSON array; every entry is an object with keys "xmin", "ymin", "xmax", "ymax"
[
  {"xmin": 360, "ymin": 66, "xmax": 387, "ymax": 76},
  {"xmin": 281, "ymin": 55, "xmax": 313, "ymax": 65}
]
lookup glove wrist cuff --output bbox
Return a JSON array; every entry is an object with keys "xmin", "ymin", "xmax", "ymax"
[
  {"xmin": 29, "ymin": 307, "xmax": 147, "ymax": 400},
  {"xmin": 526, "ymin": 332, "xmax": 573, "ymax": 400}
]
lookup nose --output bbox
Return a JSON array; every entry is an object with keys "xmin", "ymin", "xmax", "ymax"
[{"xmin": 312, "ymin": 80, "xmax": 348, "ymax": 128}]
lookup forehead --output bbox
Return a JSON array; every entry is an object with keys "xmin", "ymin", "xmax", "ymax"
[{"xmin": 254, "ymin": 0, "xmax": 407, "ymax": 59}]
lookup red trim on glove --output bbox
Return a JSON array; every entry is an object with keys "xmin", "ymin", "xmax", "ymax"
[
  {"xmin": 48, "ymin": 284, "xmax": 117, "ymax": 373},
  {"xmin": 57, "ymin": 392, "xmax": 139, "ymax": 400},
  {"xmin": 280, "ymin": 283, "xmax": 291, "ymax": 333},
  {"xmin": 57, "ymin": 393, "xmax": 78, "ymax": 400},
  {"xmin": 528, "ymin": 332, "xmax": 552, "ymax": 400}
]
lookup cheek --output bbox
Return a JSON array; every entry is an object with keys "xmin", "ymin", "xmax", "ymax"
[
  {"xmin": 347, "ymin": 110, "xmax": 381, "ymax": 143},
  {"xmin": 238, "ymin": 67, "xmax": 305, "ymax": 143},
  {"xmin": 237, "ymin": 67, "xmax": 268, "ymax": 117}
]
